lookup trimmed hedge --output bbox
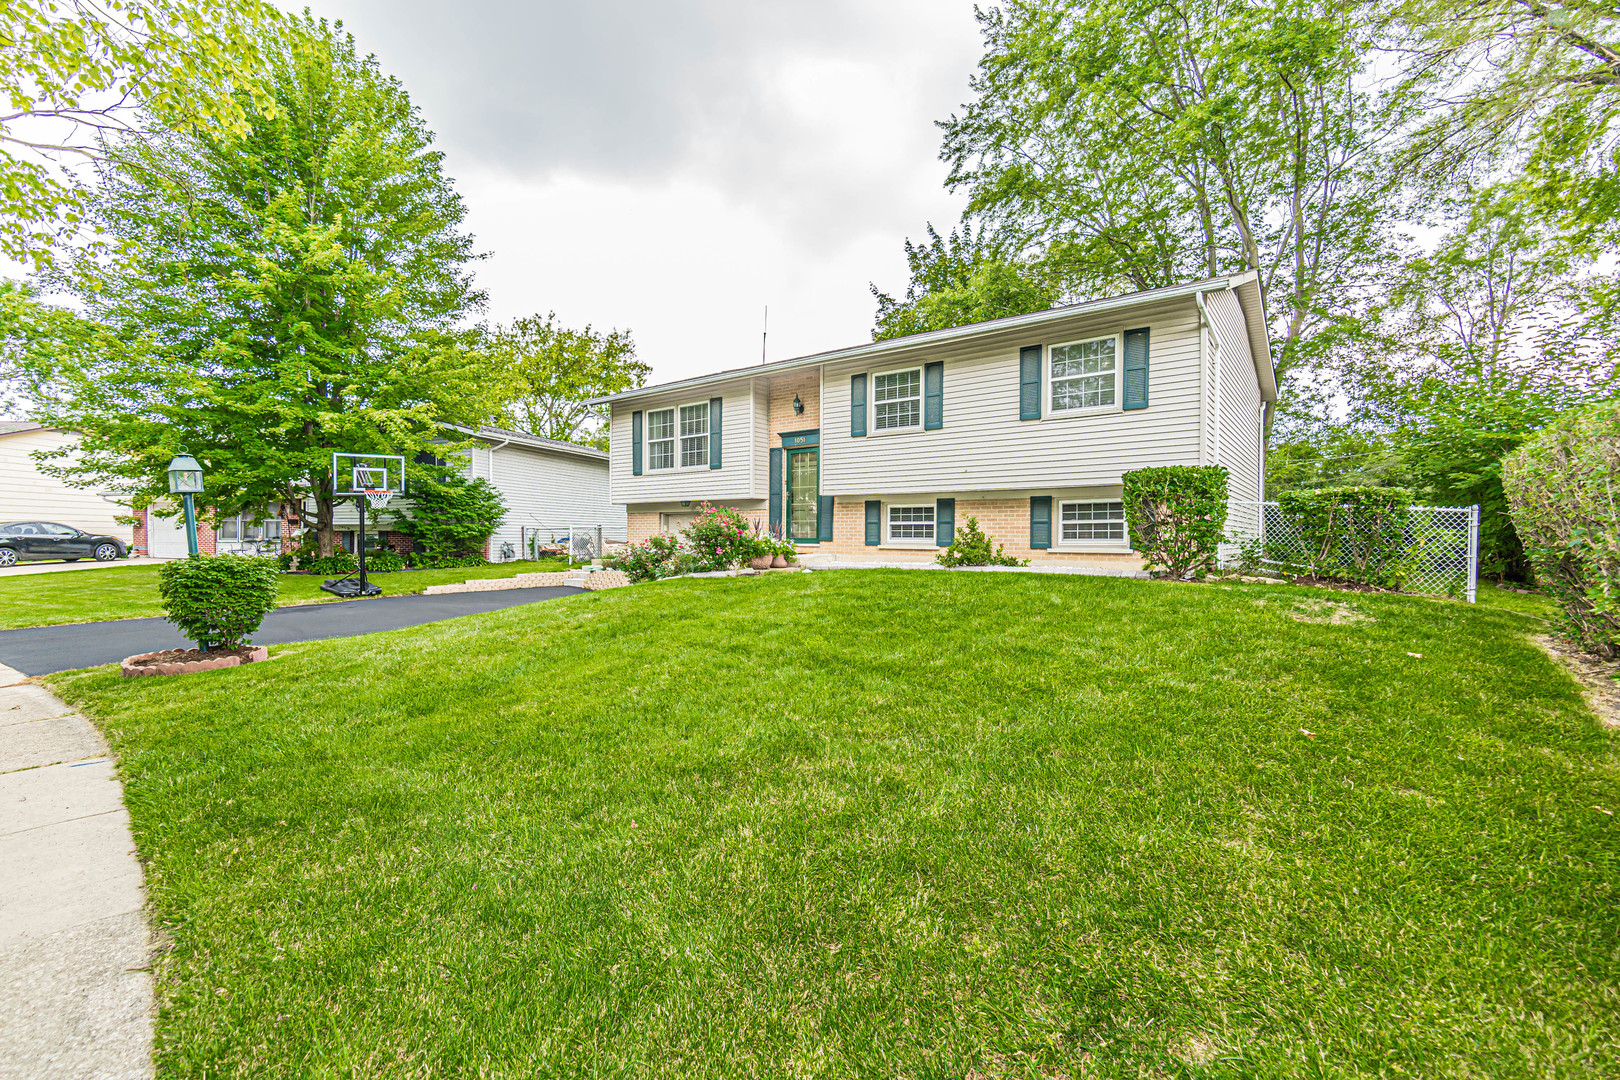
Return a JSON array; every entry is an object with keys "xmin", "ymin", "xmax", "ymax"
[
  {"xmin": 158, "ymin": 554, "xmax": 280, "ymax": 650},
  {"xmin": 1122, "ymin": 466, "xmax": 1228, "ymax": 579},
  {"xmin": 1270, "ymin": 487, "xmax": 1414, "ymax": 588},
  {"xmin": 1503, "ymin": 401, "xmax": 1620, "ymax": 658}
]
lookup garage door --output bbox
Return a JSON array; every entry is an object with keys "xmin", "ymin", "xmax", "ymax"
[{"xmin": 146, "ymin": 506, "xmax": 191, "ymax": 558}]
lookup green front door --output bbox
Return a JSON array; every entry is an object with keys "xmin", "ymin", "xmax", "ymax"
[{"xmin": 787, "ymin": 449, "xmax": 818, "ymax": 540}]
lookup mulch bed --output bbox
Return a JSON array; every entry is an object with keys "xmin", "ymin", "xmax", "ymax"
[
  {"xmin": 1534, "ymin": 634, "xmax": 1620, "ymax": 729},
  {"xmin": 121, "ymin": 644, "xmax": 269, "ymax": 677},
  {"xmin": 125, "ymin": 647, "xmax": 259, "ymax": 668}
]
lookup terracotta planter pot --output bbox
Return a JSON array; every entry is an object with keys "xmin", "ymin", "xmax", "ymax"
[
  {"xmin": 749, "ymin": 555, "xmax": 774, "ymax": 570},
  {"xmin": 771, "ymin": 554, "xmax": 788, "ymax": 568}
]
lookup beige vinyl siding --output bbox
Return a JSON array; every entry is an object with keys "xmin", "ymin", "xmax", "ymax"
[
  {"xmin": 1203, "ymin": 289, "xmax": 1264, "ymax": 503},
  {"xmin": 821, "ymin": 298, "xmax": 1204, "ymax": 495},
  {"xmin": 0, "ymin": 428, "xmax": 134, "ymax": 542},
  {"xmin": 608, "ymin": 378, "xmax": 758, "ymax": 504}
]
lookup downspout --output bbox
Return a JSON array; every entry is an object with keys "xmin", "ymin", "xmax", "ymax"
[
  {"xmin": 485, "ymin": 436, "xmax": 511, "ymax": 483},
  {"xmin": 1195, "ymin": 291, "xmax": 1223, "ymax": 466}
]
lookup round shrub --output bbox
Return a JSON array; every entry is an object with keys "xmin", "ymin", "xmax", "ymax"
[
  {"xmin": 158, "ymin": 553, "xmax": 281, "ymax": 650},
  {"xmin": 936, "ymin": 516, "xmax": 1025, "ymax": 568},
  {"xmin": 1122, "ymin": 465, "xmax": 1228, "ymax": 579},
  {"xmin": 1503, "ymin": 400, "xmax": 1620, "ymax": 658}
]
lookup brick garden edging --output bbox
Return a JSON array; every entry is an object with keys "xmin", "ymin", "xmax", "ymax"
[
  {"xmin": 421, "ymin": 570, "xmax": 631, "ymax": 596},
  {"xmin": 120, "ymin": 645, "xmax": 270, "ymax": 678}
]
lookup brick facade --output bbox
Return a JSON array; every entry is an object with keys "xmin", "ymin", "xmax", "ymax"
[
  {"xmin": 814, "ymin": 496, "xmax": 1144, "ymax": 569},
  {"xmin": 766, "ymin": 370, "xmax": 821, "ymax": 450}
]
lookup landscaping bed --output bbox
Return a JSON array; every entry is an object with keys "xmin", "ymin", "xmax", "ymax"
[{"xmin": 49, "ymin": 572, "xmax": 1619, "ymax": 1077}]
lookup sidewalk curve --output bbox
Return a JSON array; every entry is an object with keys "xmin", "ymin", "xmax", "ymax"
[{"xmin": 0, "ymin": 661, "xmax": 154, "ymax": 1080}]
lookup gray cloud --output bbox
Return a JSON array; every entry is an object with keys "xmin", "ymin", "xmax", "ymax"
[{"xmin": 298, "ymin": 0, "xmax": 983, "ymax": 247}]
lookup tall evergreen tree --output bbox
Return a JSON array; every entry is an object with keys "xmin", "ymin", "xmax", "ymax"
[{"xmin": 37, "ymin": 16, "xmax": 493, "ymax": 556}]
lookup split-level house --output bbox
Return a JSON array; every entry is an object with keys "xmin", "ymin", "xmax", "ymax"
[{"xmin": 595, "ymin": 273, "xmax": 1276, "ymax": 569}]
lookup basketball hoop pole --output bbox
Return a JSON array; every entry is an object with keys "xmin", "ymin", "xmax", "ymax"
[{"xmin": 357, "ymin": 492, "xmax": 369, "ymax": 595}]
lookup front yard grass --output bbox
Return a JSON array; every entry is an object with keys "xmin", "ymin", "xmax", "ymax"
[
  {"xmin": 0, "ymin": 559, "xmax": 574, "ymax": 630},
  {"xmin": 49, "ymin": 572, "xmax": 1619, "ymax": 1078}
]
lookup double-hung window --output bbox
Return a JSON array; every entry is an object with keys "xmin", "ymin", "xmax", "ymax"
[
  {"xmin": 1050, "ymin": 336, "xmax": 1117, "ymax": 411},
  {"xmin": 873, "ymin": 368, "xmax": 921, "ymax": 431},
  {"xmin": 646, "ymin": 408, "xmax": 676, "ymax": 470},
  {"xmin": 679, "ymin": 402, "xmax": 710, "ymax": 467},
  {"xmin": 1060, "ymin": 500, "xmax": 1125, "ymax": 542},
  {"xmin": 887, "ymin": 504, "xmax": 935, "ymax": 542}
]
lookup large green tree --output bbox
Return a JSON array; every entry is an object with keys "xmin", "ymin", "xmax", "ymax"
[
  {"xmin": 0, "ymin": 0, "xmax": 277, "ymax": 267},
  {"xmin": 488, "ymin": 313, "xmax": 646, "ymax": 450},
  {"xmin": 870, "ymin": 222, "xmax": 1059, "ymax": 341},
  {"xmin": 35, "ymin": 16, "xmax": 492, "ymax": 556},
  {"xmin": 939, "ymin": 0, "xmax": 1404, "ymax": 418}
]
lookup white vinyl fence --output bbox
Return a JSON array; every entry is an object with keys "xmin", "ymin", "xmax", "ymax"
[{"xmin": 1224, "ymin": 501, "xmax": 1481, "ymax": 602}]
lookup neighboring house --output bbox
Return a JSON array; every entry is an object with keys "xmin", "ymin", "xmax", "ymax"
[
  {"xmin": 135, "ymin": 424, "xmax": 624, "ymax": 561},
  {"xmin": 593, "ymin": 272, "xmax": 1276, "ymax": 569},
  {"xmin": 0, "ymin": 423, "xmax": 135, "ymax": 544},
  {"xmin": 440, "ymin": 424, "xmax": 626, "ymax": 560}
]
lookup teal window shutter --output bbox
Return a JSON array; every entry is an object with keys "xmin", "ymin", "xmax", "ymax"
[
  {"xmin": 817, "ymin": 496, "xmax": 834, "ymax": 542},
  {"xmin": 709, "ymin": 397, "xmax": 723, "ymax": 467},
  {"xmin": 850, "ymin": 374, "xmax": 867, "ymax": 437},
  {"xmin": 769, "ymin": 448, "xmax": 783, "ymax": 535},
  {"xmin": 1123, "ymin": 328, "xmax": 1149, "ymax": 410},
  {"xmin": 631, "ymin": 411, "xmax": 643, "ymax": 476},
  {"xmin": 864, "ymin": 500, "xmax": 880, "ymax": 545},
  {"xmin": 1019, "ymin": 346, "xmax": 1042, "ymax": 420},
  {"xmin": 1030, "ymin": 495, "xmax": 1052, "ymax": 549},
  {"xmin": 923, "ymin": 361, "xmax": 943, "ymax": 430},
  {"xmin": 935, "ymin": 498, "xmax": 954, "ymax": 546}
]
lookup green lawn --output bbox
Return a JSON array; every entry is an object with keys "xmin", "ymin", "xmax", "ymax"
[
  {"xmin": 0, "ymin": 559, "xmax": 574, "ymax": 630},
  {"xmin": 48, "ymin": 572, "xmax": 1618, "ymax": 1078}
]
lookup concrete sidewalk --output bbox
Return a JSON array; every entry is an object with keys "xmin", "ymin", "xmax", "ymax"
[{"xmin": 0, "ymin": 663, "xmax": 153, "ymax": 1080}]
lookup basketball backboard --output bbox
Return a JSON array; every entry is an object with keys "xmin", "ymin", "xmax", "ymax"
[{"xmin": 332, "ymin": 453, "xmax": 406, "ymax": 497}]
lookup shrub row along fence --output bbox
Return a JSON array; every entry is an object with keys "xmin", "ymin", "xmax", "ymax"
[{"xmin": 1223, "ymin": 500, "xmax": 1480, "ymax": 602}]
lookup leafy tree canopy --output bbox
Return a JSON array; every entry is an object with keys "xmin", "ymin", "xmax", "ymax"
[
  {"xmin": 488, "ymin": 313, "xmax": 647, "ymax": 450},
  {"xmin": 31, "ymin": 15, "xmax": 492, "ymax": 557},
  {"xmin": 871, "ymin": 222, "xmax": 1059, "ymax": 341},
  {"xmin": 937, "ymin": 0, "xmax": 1403, "ymax": 394},
  {"xmin": 0, "ymin": 0, "xmax": 278, "ymax": 267}
]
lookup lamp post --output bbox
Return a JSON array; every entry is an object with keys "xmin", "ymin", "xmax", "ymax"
[{"xmin": 166, "ymin": 453, "xmax": 204, "ymax": 556}]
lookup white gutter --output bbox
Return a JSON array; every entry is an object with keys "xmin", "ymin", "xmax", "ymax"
[
  {"xmin": 1195, "ymin": 290, "xmax": 1223, "ymax": 466},
  {"xmin": 592, "ymin": 272, "xmax": 1259, "ymax": 406}
]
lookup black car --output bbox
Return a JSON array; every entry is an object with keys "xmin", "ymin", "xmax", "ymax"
[{"xmin": 0, "ymin": 521, "xmax": 127, "ymax": 567}]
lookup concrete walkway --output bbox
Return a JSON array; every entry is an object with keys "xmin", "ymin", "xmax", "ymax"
[
  {"xmin": 0, "ymin": 585, "xmax": 585, "ymax": 676},
  {"xmin": 0, "ymin": 663, "xmax": 153, "ymax": 1080}
]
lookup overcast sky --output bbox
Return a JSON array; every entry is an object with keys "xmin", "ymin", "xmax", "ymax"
[{"xmin": 282, "ymin": 0, "xmax": 985, "ymax": 385}]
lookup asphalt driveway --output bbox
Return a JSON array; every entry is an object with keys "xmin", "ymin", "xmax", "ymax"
[{"xmin": 0, "ymin": 586, "xmax": 584, "ymax": 675}]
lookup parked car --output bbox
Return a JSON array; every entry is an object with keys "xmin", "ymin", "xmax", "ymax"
[{"xmin": 0, "ymin": 521, "xmax": 127, "ymax": 567}]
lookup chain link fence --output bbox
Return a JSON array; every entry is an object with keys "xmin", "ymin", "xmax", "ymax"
[
  {"xmin": 1224, "ymin": 501, "xmax": 1480, "ymax": 602},
  {"xmin": 519, "ymin": 525, "xmax": 626, "ymax": 563}
]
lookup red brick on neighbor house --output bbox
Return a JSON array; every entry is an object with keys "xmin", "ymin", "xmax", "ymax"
[{"xmin": 384, "ymin": 531, "xmax": 414, "ymax": 556}]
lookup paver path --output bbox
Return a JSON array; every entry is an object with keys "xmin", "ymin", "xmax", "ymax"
[
  {"xmin": 0, "ymin": 585, "xmax": 585, "ymax": 676},
  {"xmin": 0, "ymin": 663, "xmax": 154, "ymax": 1080}
]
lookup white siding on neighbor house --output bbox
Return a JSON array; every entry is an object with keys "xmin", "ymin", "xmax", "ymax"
[
  {"xmin": 1203, "ymin": 289, "xmax": 1265, "ymax": 503},
  {"xmin": 820, "ymin": 298, "xmax": 1205, "ymax": 496},
  {"xmin": 459, "ymin": 441, "xmax": 623, "ymax": 556},
  {"xmin": 608, "ymin": 379, "xmax": 759, "ymax": 504},
  {"xmin": 0, "ymin": 428, "xmax": 134, "ymax": 541}
]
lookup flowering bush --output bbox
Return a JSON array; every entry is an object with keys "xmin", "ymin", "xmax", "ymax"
[
  {"xmin": 605, "ymin": 535, "xmax": 692, "ymax": 582},
  {"xmin": 685, "ymin": 502, "xmax": 765, "ymax": 570}
]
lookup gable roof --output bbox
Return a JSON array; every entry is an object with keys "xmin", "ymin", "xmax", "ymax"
[
  {"xmin": 591, "ymin": 271, "xmax": 1275, "ymax": 405},
  {"xmin": 444, "ymin": 423, "xmax": 609, "ymax": 462},
  {"xmin": 0, "ymin": 421, "xmax": 45, "ymax": 437}
]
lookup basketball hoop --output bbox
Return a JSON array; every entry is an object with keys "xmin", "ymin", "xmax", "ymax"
[{"xmin": 363, "ymin": 489, "xmax": 393, "ymax": 510}]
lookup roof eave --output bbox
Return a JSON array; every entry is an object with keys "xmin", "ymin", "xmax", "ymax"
[{"xmin": 590, "ymin": 273, "xmax": 1253, "ymax": 406}]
